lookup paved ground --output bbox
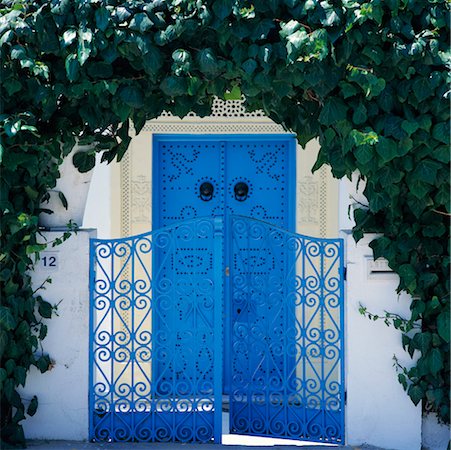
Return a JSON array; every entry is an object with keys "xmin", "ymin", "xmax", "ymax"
[{"xmin": 26, "ymin": 440, "xmax": 391, "ymax": 450}]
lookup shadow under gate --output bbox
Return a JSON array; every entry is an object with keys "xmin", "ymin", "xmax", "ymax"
[{"xmin": 89, "ymin": 215, "xmax": 345, "ymax": 444}]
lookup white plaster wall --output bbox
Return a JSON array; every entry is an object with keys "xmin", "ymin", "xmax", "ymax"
[
  {"xmin": 83, "ymin": 153, "xmax": 112, "ymax": 238},
  {"xmin": 345, "ymin": 233, "xmax": 422, "ymax": 450},
  {"xmin": 21, "ymin": 230, "xmax": 95, "ymax": 440},
  {"xmin": 338, "ymin": 172, "xmax": 367, "ymax": 232},
  {"xmin": 422, "ymin": 413, "xmax": 450, "ymax": 450}
]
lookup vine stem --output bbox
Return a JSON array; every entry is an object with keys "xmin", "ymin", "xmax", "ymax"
[{"xmin": 432, "ymin": 209, "xmax": 451, "ymax": 217}]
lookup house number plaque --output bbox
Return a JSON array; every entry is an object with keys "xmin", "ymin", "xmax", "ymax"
[{"xmin": 39, "ymin": 252, "xmax": 59, "ymax": 271}]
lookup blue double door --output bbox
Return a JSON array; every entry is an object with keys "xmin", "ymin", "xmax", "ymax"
[{"xmin": 153, "ymin": 134, "xmax": 296, "ymax": 395}]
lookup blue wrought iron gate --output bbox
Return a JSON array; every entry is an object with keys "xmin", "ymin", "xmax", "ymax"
[
  {"xmin": 89, "ymin": 218, "xmax": 224, "ymax": 442},
  {"xmin": 229, "ymin": 215, "xmax": 344, "ymax": 443},
  {"xmin": 89, "ymin": 134, "xmax": 345, "ymax": 444}
]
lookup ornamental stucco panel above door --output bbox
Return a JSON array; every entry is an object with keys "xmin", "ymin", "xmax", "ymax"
[{"xmin": 112, "ymin": 128, "xmax": 339, "ymax": 241}]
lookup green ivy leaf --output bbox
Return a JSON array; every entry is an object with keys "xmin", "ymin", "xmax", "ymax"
[
  {"xmin": 58, "ymin": 192, "xmax": 68, "ymax": 210},
  {"xmin": 35, "ymin": 355, "xmax": 50, "ymax": 373},
  {"xmin": 286, "ymin": 29, "xmax": 309, "ymax": 62},
  {"xmin": 142, "ymin": 45, "xmax": 163, "ymax": 76},
  {"xmin": 39, "ymin": 324, "xmax": 48, "ymax": 341},
  {"xmin": 119, "ymin": 86, "xmax": 144, "ymax": 108},
  {"xmin": 0, "ymin": 306, "xmax": 15, "ymax": 331},
  {"xmin": 111, "ymin": 99, "xmax": 132, "ymax": 122},
  {"xmin": 65, "ymin": 54, "xmax": 80, "ymax": 82},
  {"xmin": 428, "ymin": 348, "xmax": 444, "ymax": 376},
  {"xmin": 114, "ymin": 6, "xmax": 132, "ymax": 24},
  {"xmin": 340, "ymin": 82, "xmax": 359, "ymax": 99},
  {"xmin": 27, "ymin": 396, "xmax": 38, "ymax": 416},
  {"xmin": 398, "ymin": 264, "xmax": 417, "ymax": 293},
  {"xmin": 319, "ymin": 98, "xmax": 348, "ymax": 126},
  {"xmin": 10, "ymin": 45, "xmax": 26, "ymax": 60},
  {"xmin": 432, "ymin": 123, "xmax": 450, "ymax": 145},
  {"xmin": 413, "ymin": 77, "xmax": 432, "ymax": 103},
  {"xmin": 412, "ymin": 160, "xmax": 442, "ymax": 185},
  {"xmin": 95, "ymin": 8, "xmax": 110, "ymax": 32},
  {"xmin": 14, "ymin": 366, "xmax": 26, "ymax": 386},
  {"xmin": 401, "ymin": 120, "xmax": 419, "ymax": 136},
  {"xmin": 398, "ymin": 373, "xmax": 408, "ymax": 389},
  {"xmin": 352, "ymin": 103, "xmax": 367, "ymax": 125},
  {"xmin": 62, "ymin": 29, "xmax": 77, "ymax": 47},
  {"xmin": 280, "ymin": 20, "xmax": 302, "ymax": 38},
  {"xmin": 407, "ymin": 178, "xmax": 430, "ymax": 199},
  {"xmin": 212, "ymin": 0, "xmax": 233, "ymax": 20},
  {"xmin": 77, "ymin": 28, "xmax": 93, "ymax": 66},
  {"xmin": 407, "ymin": 194, "xmax": 431, "ymax": 219},
  {"xmin": 25, "ymin": 244, "xmax": 46, "ymax": 254},
  {"xmin": 160, "ymin": 76, "xmax": 187, "ymax": 97},
  {"xmin": 197, "ymin": 48, "xmax": 220, "ymax": 75},
  {"xmin": 354, "ymin": 145, "xmax": 374, "ymax": 165},
  {"xmin": 375, "ymin": 137, "xmax": 397, "ymax": 163},
  {"xmin": 351, "ymin": 130, "xmax": 379, "ymax": 146},
  {"xmin": 242, "ymin": 58, "xmax": 257, "ymax": 75},
  {"xmin": 72, "ymin": 151, "xmax": 96, "ymax": 173},
  {"xmin": 437, "ymin": 309, "xmax": 450, "ymax": 343},
  {"xmin": 224, "ymin": 85, "xmax": 242, "ymax": 100},
  {"xmin": 412, "ymin": 332, "xmax": 432, "ymax": 353},
  {"xmin": 38, "ymin": 301, "xmax": 52, "ymax": 319},
  {"xmin": 129, "ymin": 13, "xmax": 153, "ymax": 33},
  {"xmin": 407, "ymin": 384, "xmax": 424, "ymax": 405},
  {"xmin": 369, "ymin": 192, "xmax": 390, "ymax": 212},
  {"xmin": 432, "ymin": 146, "xmax": 450, "ymax": 164},
  {"xmin": 420, "ymin": 273, "xmax": 438, "ymax": 288}
]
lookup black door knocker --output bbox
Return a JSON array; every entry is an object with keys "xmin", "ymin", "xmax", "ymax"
[
  {"xmin": 199, "ymin": 181, "xmax": 214, "ymax": 201},
  {"xmin": 234, "ymin": 182, "xmax": 249, "ymax": 202}
]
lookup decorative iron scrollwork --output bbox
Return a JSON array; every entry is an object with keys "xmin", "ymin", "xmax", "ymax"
[
  {"xmin": 89, "ymin": 217, "xmax": 223, "ymax": 443},
  {"xmin": 229, "ymin": 215, "xmax": 345, "ymax": 444}
]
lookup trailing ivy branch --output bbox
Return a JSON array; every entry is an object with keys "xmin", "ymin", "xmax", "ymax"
[
  {"xmin": 0, "ymin": 0, "xmax": 449, "ymax": 446},
  {"xmin": 359, "ymin": 303, "xmax": 421, "ymax": 333}
]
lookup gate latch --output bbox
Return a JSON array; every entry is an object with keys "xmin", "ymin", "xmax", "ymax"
[{"xmin": 225, "ymin": 266, "xmax": 230, "ymax": 276}]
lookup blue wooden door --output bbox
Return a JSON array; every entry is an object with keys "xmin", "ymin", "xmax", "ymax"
[
  {"xmin": 153, "ymin": 134, "xmax": 295, "ymax": 395},
  {"xmin": 153, "ymin": 135, "xmax": 295, "ymax": 227}
]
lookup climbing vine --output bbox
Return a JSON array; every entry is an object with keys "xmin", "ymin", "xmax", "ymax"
[{"xmin": 0, "ymin": 0, "xmax": 449, "ymax": 446}]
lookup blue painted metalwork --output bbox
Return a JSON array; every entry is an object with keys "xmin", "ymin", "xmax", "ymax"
[
  {"xmin": 89, "ymin": 134, "xmax": 345, "ymax": 444},
  {"xmin": 89, "ymin": 217, "xmax": 224, "ymax": 443},
  {"xmin": 229, "ymin": 215, "xmax": 345, "ymax": 443},
  {"xmin": 152, "ymin": 134, "xmax": 296, "ymax": 393}
]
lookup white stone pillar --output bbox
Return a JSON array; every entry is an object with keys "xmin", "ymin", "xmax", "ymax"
[
  {"xmin": 20, "ymin": 229, "xmax": 95, "ymax": 440},
  {"xmin": 344, "ymin": 233, "xmax": 422, "ymax": 450}
]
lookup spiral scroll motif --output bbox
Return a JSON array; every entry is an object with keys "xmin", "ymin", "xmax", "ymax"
[
  {"xmin": 89, "ymin": 218, "xmax": 221, "ymax": 443},
  {"xmin": 230, "ymin": 215, "xmax": 345, "ymax": 443},
  {"xmin": 89, "ymin": 214, "xmax": 343, "ymax": 443}
]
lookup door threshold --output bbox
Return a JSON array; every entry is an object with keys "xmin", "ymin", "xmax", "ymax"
[
  {"xmin": 222, "ymin": 434, "xmax": 338, "ymax": 447},
  {"xmin": 221, "ymin": 412, "xmax": 337, "ymax": 447}
]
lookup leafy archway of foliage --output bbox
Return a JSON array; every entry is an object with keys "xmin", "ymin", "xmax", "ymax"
[{"xmin": 1, "ymin": 0, "xmax": 449, "ymax": 446}]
